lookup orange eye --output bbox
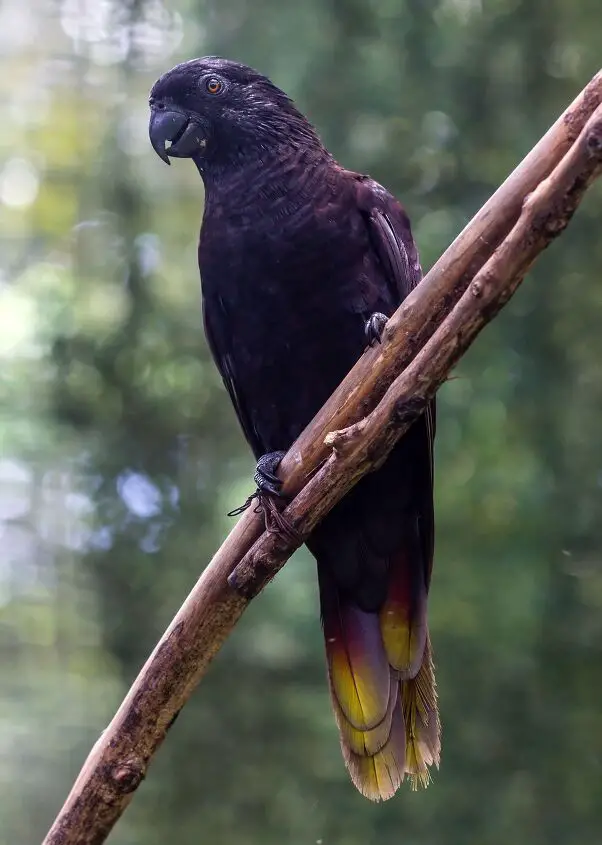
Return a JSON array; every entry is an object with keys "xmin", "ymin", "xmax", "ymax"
[{"xmin": 205, "ymin": 77, "xmax": 223, "ymax": 95}]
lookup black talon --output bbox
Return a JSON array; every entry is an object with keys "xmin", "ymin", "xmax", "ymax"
[
  {"xmin": 365, "ymin": 312, "xmax": 388, "ymax": 346},
  {"xmin": 254, "ymin": 450, "xmax": 286, "ymax": 497}
]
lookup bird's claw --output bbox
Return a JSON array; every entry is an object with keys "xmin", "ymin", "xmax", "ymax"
[
  {"xmin": 365, "ymin": 312, "xmax": 388, "ymax": 346},
  {"xmin": 254, "ymin": 450, "xmax": 286, "ymax": 497}
]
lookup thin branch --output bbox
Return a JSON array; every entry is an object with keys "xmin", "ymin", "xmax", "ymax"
[{"xmin": 43, "ymin": 73, "xmax": 602, "ymax": 845}]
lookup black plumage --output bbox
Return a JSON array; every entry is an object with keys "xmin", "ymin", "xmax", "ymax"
[{"xmin": 149, "ymin": 57, "xmax": 440, "ymax": 799}]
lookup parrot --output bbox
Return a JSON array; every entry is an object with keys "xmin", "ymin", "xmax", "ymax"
[{"xmin": 149, "ymin": 56, "xmax": 440, "ymax": 800}]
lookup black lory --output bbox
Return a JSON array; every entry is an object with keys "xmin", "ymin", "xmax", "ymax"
[{"xmin": 149, "ymin": 57, "xmax": 440, "ymax": 800}]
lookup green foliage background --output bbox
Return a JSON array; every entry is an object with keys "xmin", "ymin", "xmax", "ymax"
[{"xmin": 1, "ymin": 1, "xmax": 602, "ymax": 842}]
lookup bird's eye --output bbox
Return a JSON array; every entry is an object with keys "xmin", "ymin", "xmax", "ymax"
[{"xmin": 205, "ymin": 76, "xmax": 224, "ymax": 95}]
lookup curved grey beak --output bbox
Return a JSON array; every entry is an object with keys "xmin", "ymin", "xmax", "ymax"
[{"xmin": 149, "ymin": 109, "xmax": 206, "ymax": 164}]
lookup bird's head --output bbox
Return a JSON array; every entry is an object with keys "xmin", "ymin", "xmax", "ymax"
[{"xmin": 149, "ymin": 57, "xmax": 322, "ymax": 171}]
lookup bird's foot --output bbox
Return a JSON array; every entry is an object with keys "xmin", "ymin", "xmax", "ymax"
[
  {"xmin": 254, "ymin": 450, "xmax": 286, "ymax": 497},
  {"xmin": 227, "ymin": 450, "xmax": 287, "ymax": 517},
  {"xmin": 228, "ymin": 450, "xmax": 302, "ymax": 556},
  {"xmin": 365, "ymin": 312, "xmax": 388, "ymax": 346}
]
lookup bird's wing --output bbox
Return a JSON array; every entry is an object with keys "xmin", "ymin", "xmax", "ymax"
[
  {"xmin": 202, "ymin": 296, "xmax": 262, "ymax": 456},
  {"xmin": 359, "ymin": 183, "xmax": 423, "ymax": 300},
  {"xmin": 308, "ymin": 175, "xmax": 440, "ymax": 800},
  {"xmin": 354, "ymin": 174, "xmax": 436, "ymax": 578}
]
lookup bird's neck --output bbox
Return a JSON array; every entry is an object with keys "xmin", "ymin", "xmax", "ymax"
[{"xmin": 198, "ymin": 142, "xmax": 337, "ymax": 221}]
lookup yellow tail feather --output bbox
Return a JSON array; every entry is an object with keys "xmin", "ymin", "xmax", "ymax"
[
  {"xmin": 335, "ymin": 632, "xmax": 441, "ymax": 800},
  {"xmin": 401, "ymin": 634, "xmax": 441, "ymax": 790}
]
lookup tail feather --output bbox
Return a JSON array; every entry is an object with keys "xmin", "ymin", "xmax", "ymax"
[
  {"xmin": 342, "ymin": 697, "xmax": 406, "ymax": 801},
  {"xmin": 323, "ymin": 603, "xmax": 391, "ymax": 730},
  {"xmin": 379, "ymin": 548, "xmax": 427, "ymax": 678},
  {"xmin": 319, "ymin": 557, "xmax": 440, "ymax": 801},
  {"xmin": 401, "ymin": 634, "xmax": 441, "ymax": 789},
  {"xmin": 331, "ymin": 672, "xmax": 398, "ymax": 755}
]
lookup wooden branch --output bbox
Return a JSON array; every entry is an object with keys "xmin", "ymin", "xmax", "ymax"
[{"xmin": 43, "ymin": 73, "xmax": 602, "ymax": 845}]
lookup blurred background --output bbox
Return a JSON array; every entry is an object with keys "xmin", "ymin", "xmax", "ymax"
[{"xmin": 1, "ymin": 1, "xmax": 602, "ymax": 843}]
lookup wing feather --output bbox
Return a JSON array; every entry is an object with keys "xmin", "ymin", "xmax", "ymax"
[
  {"xmin": 202, "ymin": 295, "xmax": 262, "ymax": 455},
  {"xmin": 352, "ymin": 173, "xmax": 436, "ymax": 581}
]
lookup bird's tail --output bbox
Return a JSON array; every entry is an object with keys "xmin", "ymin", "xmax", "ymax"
[{"xmin": 318, "ymin": 548, "xmax": 440, "ymax": 801}]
